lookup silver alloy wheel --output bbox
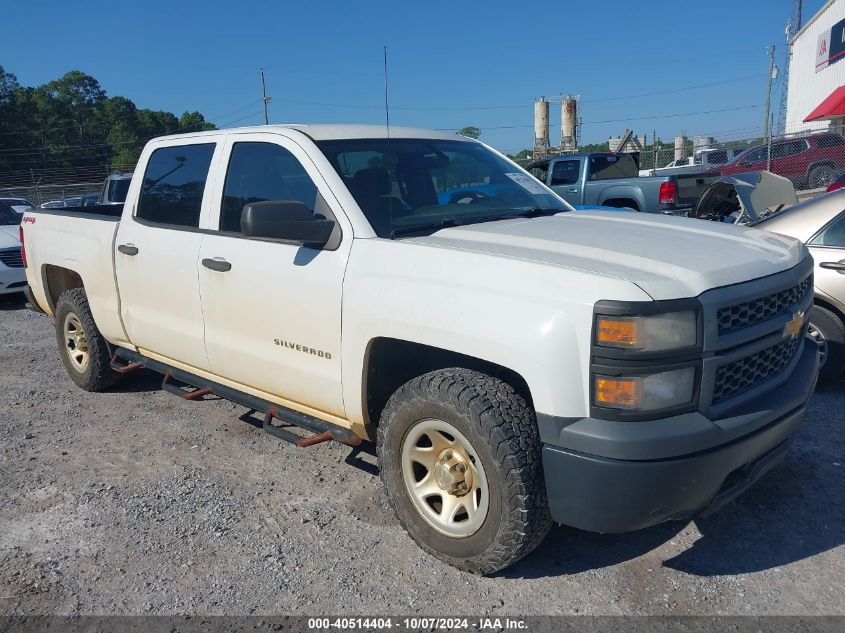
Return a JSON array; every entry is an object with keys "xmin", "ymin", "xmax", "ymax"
[
  {"xmin": 400, "ymin": 418, "xmax": 490, "ymax": 538},
  {"xmin": 63, "ymin": 312, "xmax": 89, "ymax": 373},
  {"xmin": 808, "ymin": 323, "xmax": 829, "ymax": 368}
]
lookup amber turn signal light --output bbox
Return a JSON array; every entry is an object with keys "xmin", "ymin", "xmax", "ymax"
[
  {"xmin": 595, "ymin": 316, "xmax": 642, "ymax": 348},
  {"xmin": 594, "ymin": 376, "xmax": 642, "ymax": 409}
]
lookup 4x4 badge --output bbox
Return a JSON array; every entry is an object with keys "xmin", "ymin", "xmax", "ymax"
[{"xmin": 783, "ymin": 311, "xmax": 805, "ymax": 339}]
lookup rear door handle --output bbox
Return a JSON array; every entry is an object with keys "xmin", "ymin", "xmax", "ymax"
[
  {"xmin": 202, "ymin": 257, "xmax": 232, "ymax": 272},
  {"xmin": 820, "ymin": 260, "xmax": 845, "ymax": 273},
  {"xmin": 117, "ymin": 243, "xmax": 138, "ymax": 256}
]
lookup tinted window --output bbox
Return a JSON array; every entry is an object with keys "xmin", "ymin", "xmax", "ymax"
[
  {"xmin": 743, "ymin": 148, "xmax": 767, "ymax": 164},
  {"xmin": 817, "ymin": 133, "xmax": 845, "ymax": 147},
  {"xmin": 772, "ymin": 140, "xmax": 806, "ymax": 159},
  {"xmin": 220, "ymin": 142, "xmax": 318, "ymax": 233},
  {"xmin": 706, "ymin": 150, "xmax": 728, "ymax": 164},
  {"xmin": 528, "ymin": 160, "xmax": 549, "ymax": 183},
  {"xmin": 109, "ymin": 178, "xmax": 131, "ymax": 203},
  {"xmin": 810, "ymin": 213, "xmax": 845, "ymax": 247},
  {"xmin": 137, "ymin": 144, "xmax": 215, "ymax": 227},
  {"xmin": 550, "ymin": 160, "xmax": 580, "ymax": 185},
  {"xmin": 589, "ymin": 154, "xmax": 638, "ymax": 180}
]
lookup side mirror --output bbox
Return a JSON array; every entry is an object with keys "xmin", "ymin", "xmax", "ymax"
[{"xmin": 240, "ymin": 200, "xmax": 335, "ymax": 247}]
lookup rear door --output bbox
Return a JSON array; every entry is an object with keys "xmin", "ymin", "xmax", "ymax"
[
  {"xmin": 197, "ymin": 132, "xmax": 351, "ymax": 417},
  {"xmin": 808, "ymin": 211, "xmax": 845, "ymax": 311},
  {"xmin": 114, "ymin": 138, "xmax": 223, "ymax": 371}
]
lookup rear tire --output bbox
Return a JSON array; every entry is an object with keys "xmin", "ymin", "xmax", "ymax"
[
  {"xmin": 808, "ymin": 165, "xmax": 837, "ymax": 189},
  {"xmin": 54, "ymin": 288, "xmax": 122, "ymax": 392},
  {"xmin": 809, "ymin": 305, "xmax": 845, "ymax": 383},
  {"xmin": 377, "ymin": 368, "xmax": 551, "ymax": 575}
]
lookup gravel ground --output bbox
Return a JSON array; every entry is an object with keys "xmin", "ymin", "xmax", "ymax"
[{"xmin": 1, "ymin": 293, "xmax": 843, "ymax": 617}]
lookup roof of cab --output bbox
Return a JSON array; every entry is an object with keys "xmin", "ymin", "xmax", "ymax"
[{"xmin": 153, "ymin": 124, "xmax": 465, "ymax": 142}]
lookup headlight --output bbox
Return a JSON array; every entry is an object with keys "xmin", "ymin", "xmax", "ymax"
[
  {"xmin": 594, "ymin": 367, "xmax": 696, "ymax": 411},
  {"xmin": 595, "ymin": 311, "xmax": 697, "ymax": 352}
]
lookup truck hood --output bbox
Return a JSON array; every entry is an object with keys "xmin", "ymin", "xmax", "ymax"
[
  {"xmin": 407, "ymin": 211, "xmax": 805, "ymax": 300},
  {"xmin": 0, "ymin": 225, "xmax": 21, "ymax": 249}
]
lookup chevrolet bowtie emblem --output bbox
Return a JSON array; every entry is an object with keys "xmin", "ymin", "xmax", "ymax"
[{"xmin": 783, "ymin": 311, "xmax": 805, "ymax": 339}]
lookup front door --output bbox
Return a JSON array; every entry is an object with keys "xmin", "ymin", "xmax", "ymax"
[
  {"xmin": 114, "ymin": 140, "xmax": 221, "ymax": 371},
  {"xmin": 549, "ymin": 158, "xmax": 583, "ymax": 205},
  {"xmin": 197, "ymin": 134, "xmax": 350, "ymax": 417}
]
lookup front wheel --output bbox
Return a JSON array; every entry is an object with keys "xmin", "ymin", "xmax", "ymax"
[
  {"xmin": 54, "ymin": 288, "xmax": 122, "ymax": 392},
  {"xmin": 809, "ymin": 305, "xmax": 845, "ymax": 383},
  {"xmin": 377, "ymin": 369, "xmax": 551, "ymax": 575}
]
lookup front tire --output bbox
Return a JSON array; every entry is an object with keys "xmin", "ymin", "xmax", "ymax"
[
  {"xmin": 54, "ymin": 288, "xmax": 122, "ymax": 392},
  {"xmin": 809, "ymin": 305, "xmax": 845, "ymax": 383},
  {"xmin": 377, "ymin": 369, "xmax": 551, "ymax": 575}
]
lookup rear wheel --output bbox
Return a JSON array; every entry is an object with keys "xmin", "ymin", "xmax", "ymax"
[
  {"xmin": 809, "ymin": 305, "xmax": 845, "ymax": 383},
  {"xmin": 377, "ymin": 368, "xmax": 551, "ymax": 575},
  {"xmin": 808, "ymin": 165, "xmax": 837, "ymax": 189},
  {"xmin": 54, "ymin": 288, "xmax": 122, "ymax": 391}
]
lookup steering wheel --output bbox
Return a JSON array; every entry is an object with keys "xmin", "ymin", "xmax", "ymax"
[{"xmin": 448, "ymin": 190, "xmax": 488, "ymax": 205}]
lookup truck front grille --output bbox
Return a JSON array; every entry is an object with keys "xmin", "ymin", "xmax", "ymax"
[
  {"xmin": 717, "ymin": 276, "xmax": 812, "ymax": 335},
  {"xmin": 712, "ymin": 337, "xmax": 801, "ymax": 404},
  {"xmin": 0, "ymin": 248, "xmax": 23, "ymax": 268}
]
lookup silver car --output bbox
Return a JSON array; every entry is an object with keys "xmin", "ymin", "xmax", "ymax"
[{"xmin": 757, "ymin": 189, "xmax": 845, "ymax": 381}]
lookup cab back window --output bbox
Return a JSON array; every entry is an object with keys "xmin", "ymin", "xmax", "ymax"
[{"xmin": 137, "ymin": 144, "xmax": 215, "ymax": 227}]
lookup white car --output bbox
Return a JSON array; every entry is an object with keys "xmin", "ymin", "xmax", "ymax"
[
  {"xmin": 20, "ymin": 125, "xmax": 819, "ymax": 574},
  {"xmin": 0, "ymin": 198, "xmax": 31, "ymax": 295}
]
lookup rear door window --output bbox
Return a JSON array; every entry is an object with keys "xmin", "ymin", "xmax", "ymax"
[
  {"xmin": 810, "ymin": 213, "xmax": 845, "ymax": 247},
  {"xmin": 137, "ymin": 143, "xmax": 216, "ymax": 227}
]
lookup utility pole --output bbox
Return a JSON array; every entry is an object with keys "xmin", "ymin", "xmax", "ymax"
[
  {"xmin": 776, "ymin": 0, "xmax": 803, "ymax": 135},
  {"xmin": 764, "ymin": 45, "xmax": 776, "ymax": 140},
  {"xmin": 260, "ymin": 67, "xmax": 271, "ymax": 125}
]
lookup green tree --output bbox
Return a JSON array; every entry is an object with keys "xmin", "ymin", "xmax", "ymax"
[
  {"xmin": 458, "ymin": 126, "xmax": 481, "ymax": 139},
  {"xmin": 179, "ymin": 111, "xmax": 215, "ymax": 133}
]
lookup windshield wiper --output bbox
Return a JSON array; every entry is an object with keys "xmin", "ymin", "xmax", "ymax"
[
  {"xmin": 390, "ymin": 216, "xmax": 458, "ymax": 238},
  {"xmin": 516, "ymin": 207, "xmax": 564, "ymax": 218},
  {"xmin": 389, "ymin": 208, "xmax": 565, "ymax": 238}
]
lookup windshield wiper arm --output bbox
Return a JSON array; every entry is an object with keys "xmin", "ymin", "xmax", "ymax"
[
  {"xmin": 389, "ymin": 208, "xmax": 564, "ymax": 239},
  {"xmin": 390, "ymin": 216, "xmax": 457, "ymax": 238}
]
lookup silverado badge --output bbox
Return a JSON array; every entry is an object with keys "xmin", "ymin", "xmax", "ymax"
[{"xmin": 783, "ymin": 311, "xmax": 805, "ymax": 340}]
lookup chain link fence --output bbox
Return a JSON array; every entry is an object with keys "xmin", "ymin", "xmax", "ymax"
[{"xmin": 0, "ymin": 164, "xmax": 135, "ymax": 206}]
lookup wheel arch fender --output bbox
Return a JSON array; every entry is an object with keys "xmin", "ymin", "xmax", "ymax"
[{"xmin": 596, "ymin": 184, "xmax": 645, "ymax": 210}]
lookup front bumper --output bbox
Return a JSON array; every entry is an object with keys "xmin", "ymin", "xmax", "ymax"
[
  {"xmin": 539, "ymin": 338, "xmax": 819, "ymax": 533},
  {"xmin": 0, "ymin": 264, "xmax": 26, "ymax": 295}
]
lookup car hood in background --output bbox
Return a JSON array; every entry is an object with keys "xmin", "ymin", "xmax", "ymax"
[
  {"xmin": 408, "ymin": 211, "xmax": 805, "ymax": 300},
  {"xmin": 696, "ymin": 171, "xmax": 798, "ymax": 223}
]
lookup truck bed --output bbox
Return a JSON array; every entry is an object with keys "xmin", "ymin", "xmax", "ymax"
[{"xmin": 22, "ymin": 205, "xmax": 127, "ymax": 344}]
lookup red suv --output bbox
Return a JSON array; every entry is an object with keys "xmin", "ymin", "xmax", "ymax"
[{"xmin": 719, "ymin": 132, "xmax": 845, "ymax": 190}]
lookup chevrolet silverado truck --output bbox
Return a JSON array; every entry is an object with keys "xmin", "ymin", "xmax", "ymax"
[
  {"xmin": 20, "ymin": 125, "xmax": 819, "ymax": 574},
  {"xmin": 527, "ymin": 152, "xmax": 717, "ymax": 213}
]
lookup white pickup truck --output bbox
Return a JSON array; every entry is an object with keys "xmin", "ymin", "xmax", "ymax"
[{"xmin": 21, "ymin": 125, "xmax": 819, "ymax": 574}]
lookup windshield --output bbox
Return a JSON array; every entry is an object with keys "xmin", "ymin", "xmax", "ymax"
[
  {"xmin": 0, "ymin": 204, "xmax": 25, "ymax": 226},
  {"xmin": 316, "ymin": 138, "xmax": 569, "ymax": 237}
]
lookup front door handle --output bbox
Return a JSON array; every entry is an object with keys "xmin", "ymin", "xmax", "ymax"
[
  {"xmin": 820, "ymin": 260, "xmax": 845, "ymax": 273},
  {"xmin": 202, "ymin": 257, "xmax": 232, "ymax": 272},
  {"xmin": 117, "ymin": 243, "xmax": 138, "ymax": 256},
  {"xmin": 566, "ymin": 188, "xmax": 579, "ymax": 193}
]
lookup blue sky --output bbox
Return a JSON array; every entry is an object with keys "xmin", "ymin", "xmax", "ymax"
[{"xmin": 2, "ymin": 0, "xmax": 828, "ymax": 153}]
